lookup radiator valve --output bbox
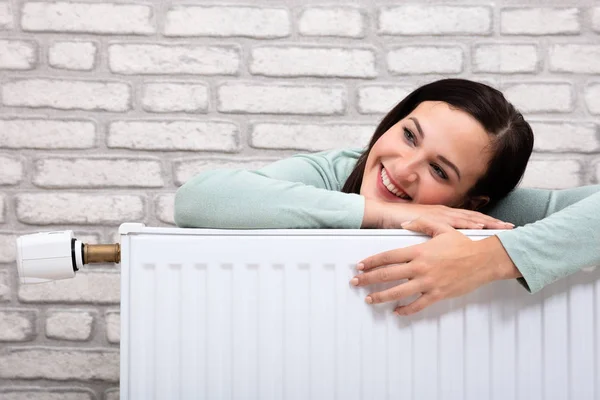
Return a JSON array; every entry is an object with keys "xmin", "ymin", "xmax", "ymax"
[{"xmin": 16, "ymin": 230, "xmax": 120, "ymax": 284}]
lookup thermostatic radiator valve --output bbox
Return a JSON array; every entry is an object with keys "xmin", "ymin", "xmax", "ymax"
[{"xmin": 16, "ymin": 230, "xmax": 120, "ymax": 284}]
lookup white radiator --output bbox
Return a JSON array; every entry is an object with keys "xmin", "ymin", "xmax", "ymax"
[{"xmin": 119, "ymin": 223, "xmax": 599, "ymax": 400}]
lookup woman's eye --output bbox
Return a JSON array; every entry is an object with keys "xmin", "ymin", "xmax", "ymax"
[
  {"xmin": 403, "ymin": 128, "xmax": 416, "ymax": 144},
  {"xmin": 431, "ymin": 164, "xmax": 448, "ymax": 180}
]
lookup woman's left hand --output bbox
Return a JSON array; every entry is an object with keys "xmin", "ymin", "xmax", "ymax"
[{"xmin": 350, "ymin": 217, "xmax": 522, "ymax": 315}]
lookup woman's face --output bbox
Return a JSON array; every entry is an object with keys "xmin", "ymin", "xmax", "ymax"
[{"xmin": 360, "ymin": 101, "xmax": 492, "ymax": 209}]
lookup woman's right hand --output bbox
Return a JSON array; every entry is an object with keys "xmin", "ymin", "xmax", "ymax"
[{"xmin": 361, "ymin": 198, "xmax": 514, "ymax": 230}]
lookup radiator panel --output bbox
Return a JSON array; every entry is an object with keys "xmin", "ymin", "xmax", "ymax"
[{"xmin": 119, "ymin": 226, "xmax": 600, "ymax": 400}]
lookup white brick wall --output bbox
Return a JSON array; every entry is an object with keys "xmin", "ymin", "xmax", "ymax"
[
  {"xmin": 2, "ymin": 79, "xmax": 131, "ymax": 111},
  {"xmin": 142, "ymin": 82, "xmax": 209, "ymax": 113},
  {"xmin": 299, "ymin": 7, "xmax": 365, "ymax": 38},
  {"xmin": 1, "ymin": 1, "xmax": 597, "ymax": 397},
  {"xmin": 164, "ymin": 6, "xmax": 290, "ymax": 38},
  {"xmin": 22, "ymin": 2, "xmax": 154, "ymax": 35},
  {"xmin": 250, "ymin": 46, "xmax": 376, "ymax": 78},
  {"xmin": 48, "ymin": 41, "xmax": 97, "ymax": 71},
  {"xmin": 108, "ymin": 44, "xmax": 240, "ymax": 75},
  {"xmin": 0, "ymin": 40, "xmax": 37, "ymax": 70},
  {"xmin": 379, "ymin": 6, "xmax": 491, "ymax": 35},
  {"xmin": 0, "ymin": 2, "xmax": 12, "ymax": 29},
  {"xmin": 500, "ymin": 8, "xmax": 580, "ymax": 35},
  {"xmin": 387, "ymin": 46, "xmax": 464, "ymax": 74},
  {"xmin": 45, "ymin": 310, "xmax": 94, "ymax": 341},
  {"xmin": 0, "ymin": 118, "xmax": 96, "ymax": 148},
  {"xmin": 472, "ymin": 44, "xmax": 539, "ymax": 73}
]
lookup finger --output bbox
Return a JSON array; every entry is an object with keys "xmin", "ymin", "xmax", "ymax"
[
  {"xmin": 400, "ymin": 217, "xmax": 454, "ymax": 237},
  {"xmin": 394, "ymin": 293, "xmax": 436, "ymax": 315},
  {"xmin": 358, "ymin": 246, "xmax": 418, "ymax": 272},
  {"xmin": 455, "ymin": 210, "xmax": 514, "ymax": 229},
  {"xmin": 365, "ymin": 279, "xmax": 422, "ymax": 304},
  {"xmin": 351, "ymin": 264, "xmax": 412, "ymax": 287}
]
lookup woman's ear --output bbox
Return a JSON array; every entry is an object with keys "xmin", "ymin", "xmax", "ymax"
[{"xmin": 464, "ymin": 196, "xmax": 490, "ymax": 211}]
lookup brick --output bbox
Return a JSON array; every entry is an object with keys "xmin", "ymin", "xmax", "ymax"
[
  {"xmin": 0, "ymin": 195, "xmax": 4, "ymax": 224},
  {"xmin": 2, "ymin": 79, "xmax": 131, "ymax": 112},
  {"xmin": 501, "ymin": 8, "xmax": 580, "ymax": 35},
  {"xmin": 105, "ymin": 310, "xmax": 120, "ymax": 344},
  {"xmin": 22, "ymin": 2, "xmax": 154, "ymax": 34},
  {"xmin": 585, "ymin": 83, "xmax": 600, "ymax": 114},
  {"xmin": 521, "ymin": 158, "xmax": 581, "ymax": 189},
  {"xmin": 299, "ymin": 7, "xmax": 365, "ymax": 37},
  {"xmin": 0, "ymin": 118, "xmax": 95, "ymax": 149},
  {"xmin": 16, "ymin": 194, "xmax": 144, "ymax": 225},
  {"xmin": 387, "ymin": 47, "xmax": 463, "ymax": 74},
  {"xmin": 503, "ymin": 83, "xmax": 573, "ymax": 113},
  {"xmin": 250, "ymin": 46, "xmax": 376, "ymax": 78},
  {"xmin": 46, "ymin": 310, "xmax": 94, "ymax": 341},
  {"xmin": 473, "ymin": 44, "xmax": 539, "ymax": 73},
  {"xmin": 0, "ymin": 40, "xmax": 36, "ymax": 70},
  {"xmin": 109, "ymin": 44, "xmax": 239, "ymax": 75},
  {"xmin": 175, "ymin": 158, "xmax": 274, "ymax": 186},
  {"xmin": 0, "ymin": 389, "xmax": 95, "ymax": 400},
  {"xmin": 379, "ymin": 5, "xmax": 491, "ymax": 35},
  {"xmin": 0, "ymin": 310, "xmax": 36, "ymax": 341},
  {"xmin": 108, "ymin": 121, "xmax": 239, "ymax": 152},
  {"xmin": 105, "ymin": 389, "xmax": 120, "ymax": 400},
  {"xmin": 33, "ymin": 158, "xmax": 164, "ymax": 188},
  {"xmin": 0, "ymin": 155, "xmax": 23, "ymax": 185},
  {"xmin": 218, "ymin": 83, "xmax": 345, "ymax": 115},
  {"xmin": 142, "ymin": 82, "xmax": 208, "ymax": 113},
  {"xmin": 593, "ymin": 8, "xmax": 600, "ymax": 33},
  {"xmin": 0, "ymin": 270, "xmax": 9, "ymax": 301},
  {"xmin": 49, "ymin": 41, "xmax": 97, "ymax": 71},
  {"xmin": 0, "ymin": 234, "xmax": 15, "ymax": 262},
  {"xmin": 19, "ymin": 271, "xmax": 119, "ymax": 304},
  {"xmin": 165, "ymin": 6, "xmax": 289, "ymax": 38},
  {"xmin": 530, "ymin": 121, "xmax": 598, "ymax": 152},
  {"xmin": 357, "ymin": 85, "xmax": 414, "ymax": 114},
  {"xmin": 0, "ymin": 347, "xmax": 119, "ymax": 381},
  {"xmin": 0, "ymin": 2, "xmax": 13, "ymax": 29},
  {"xmin": 251, "ymin": 123, "xmax": 374, "ymax": 151},
  {"xmin": 549, "ymin": 45, "xmax": 600, "ymax": 74},
  {"xmin": 155, "ymin": 194, "xmax": 175, "ymax": 225}
]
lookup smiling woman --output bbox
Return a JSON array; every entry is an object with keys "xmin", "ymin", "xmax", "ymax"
[{"xmin": 174, "ymin": 78, "xmax": 600, "ymax": 314}]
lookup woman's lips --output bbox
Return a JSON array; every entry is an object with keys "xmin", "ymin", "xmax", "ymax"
[{"xmin": 376, "ymin": 164, "xmax": 410, "ymax": 201}]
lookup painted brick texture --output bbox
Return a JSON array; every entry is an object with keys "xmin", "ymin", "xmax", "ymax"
[{"xmin": 1, "ymin": 1, "xmax": 598, "ymax": 397}]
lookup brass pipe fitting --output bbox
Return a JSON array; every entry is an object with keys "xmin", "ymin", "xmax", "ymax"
[{"xmin": 83, "ymin": 243, "xmax": 121, "ymax": 264}]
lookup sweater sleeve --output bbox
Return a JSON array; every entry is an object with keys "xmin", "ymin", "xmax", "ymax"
[
  {"xmin": 484, "ymin": 185, "xmax": 600, "ymax": 293},
  {"xmin": 174, "ymin": 149, "xmax": 365, "ymax": 229}
]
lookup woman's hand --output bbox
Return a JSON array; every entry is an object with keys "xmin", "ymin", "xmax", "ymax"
[
  {"xmin": 362, "ymin": 198, "xmax": 514, "ymax": 230},
  {"xmin": 350, "ymin": 217, "xmax": 523, "ymax": 315}
]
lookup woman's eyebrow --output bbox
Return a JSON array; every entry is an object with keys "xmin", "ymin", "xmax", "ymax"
[
  {"xmin": 438, "ymin": 155, "xmax": 461, "ymax": 181},
  {"xmin": 408, "ymin": 117, "xmax": 424, "ymax": 139},
  {"xmin": 409, "ymin": 116, "xmax": 462, "ymax": 180}
]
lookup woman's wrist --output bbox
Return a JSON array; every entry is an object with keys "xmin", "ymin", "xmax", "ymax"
[
  {"xmin": 476, "ymin": 235, "xmax": 522, "ymax": 281},
  {"xmin": 361, "ymin": 197, "xmax": 382, "ymax": 228}
]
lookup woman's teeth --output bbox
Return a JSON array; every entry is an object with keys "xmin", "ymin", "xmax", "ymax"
[{"xmin": 381, "ymin": 168, "xmax": 410, "ymax": 200}]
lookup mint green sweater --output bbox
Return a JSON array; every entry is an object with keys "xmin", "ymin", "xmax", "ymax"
[{"xmin": 174, "ymin": 148, "xmax": 600, "ymax": 293}]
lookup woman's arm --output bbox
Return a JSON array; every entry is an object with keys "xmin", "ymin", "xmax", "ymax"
[
  {"xmin": 174, "ymin": 149, "xmax": 366, "ymax": 229},
  {"xmin": 491, "ymin": 187, "xmax": 600, "ymax": 292}
]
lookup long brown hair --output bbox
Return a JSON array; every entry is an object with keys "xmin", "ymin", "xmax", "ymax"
[{"xmin": 342, "ymin": 79, "xmax": 534, "ymax": 206}]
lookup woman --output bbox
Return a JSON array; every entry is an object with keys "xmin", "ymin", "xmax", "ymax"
[{"xmin": 174, "ymin": 78, "xmax": 600, "ymax": 314}]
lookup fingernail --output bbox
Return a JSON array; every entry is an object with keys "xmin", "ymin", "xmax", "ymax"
[
  {"xmin": 400, "ymin": 220, "xmax": 412, "ymax": 228},
  {"xmin": 476, "ymin": 223, "xmax": 485, "ymax": 228},
  {"xmin": 356, "ymin": 262, "xmax": 364, "ymax": 271},
  {"xmin": 506, "ymin": 222, "xmax": 515, "ymax": 227},
  {"xmin": 350, "ymin": 277, "xmax": 359, "ymax": 286},
  {"xmin": 394, "ymin": 309, "xmax": 401, "ymax": 316},
  {"xmin": 365, "ymin": 296, "xmax": 373, "ymax": 304}
]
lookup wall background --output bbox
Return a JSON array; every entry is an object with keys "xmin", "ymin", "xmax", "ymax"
[{"xmin": 0, "ymin": 0, "xmax": 599, "ymax": 398}]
